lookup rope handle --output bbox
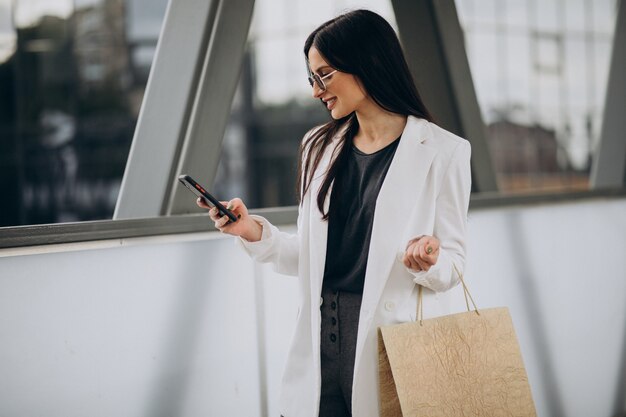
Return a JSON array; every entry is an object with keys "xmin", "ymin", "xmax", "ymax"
[{"xmin": 416, "ymin": 262, "xmax": 480, "ymax": 326}]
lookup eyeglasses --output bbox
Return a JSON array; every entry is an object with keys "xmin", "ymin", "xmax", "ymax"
[{"xmin": 308, "ymin": 70, "xmax": 338, "ymax": 92}]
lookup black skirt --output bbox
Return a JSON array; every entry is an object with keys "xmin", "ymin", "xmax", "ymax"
[{"xmin": 318, "ymin": 286, "xmax": 363, "ymax": 417}]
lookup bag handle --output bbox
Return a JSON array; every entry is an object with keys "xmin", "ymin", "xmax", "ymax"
[{"xmin": 416, "ymin": 262, "xmax": 480, "ymax": 326}]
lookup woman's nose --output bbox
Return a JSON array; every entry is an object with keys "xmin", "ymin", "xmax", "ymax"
[{"xmin": 311, "ymin": 83, "xmax": 323, "ymax": 98}]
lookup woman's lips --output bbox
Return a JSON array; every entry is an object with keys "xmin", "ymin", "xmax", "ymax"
[{"xmin": 325, "ymin": 97, "xmax": 337, "ymax": 110}]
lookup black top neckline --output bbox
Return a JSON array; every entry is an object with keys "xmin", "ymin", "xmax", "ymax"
[
  {"xmin": 323, "ymin": 133, "xmax": 401, "ymax": 294},
  {"xmin": 352, "ymin": 135, "xmax": 401, "ymax": 156}
]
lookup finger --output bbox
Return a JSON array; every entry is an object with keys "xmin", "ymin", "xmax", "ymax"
[
  {"xmin": 211, "ymin": 202, "xmax": 234, "ymax": 219},
  {"xmin": 428, "ymin": 242, "xmax": 440, "ymax": 257},
  {"xmin": 227, "ymin": 199, "xmax": 246, "ymax": 220},
  {"xmin": 426, "ymin": 237, "xmax": 440, "ymax": 253},
  {"xmin": 419, "ymin": 241, "xmax": 439, "ymax": 265},
  {"xmin": 419, "ymin": 237, "xmax": 432, "ymax": 254},
  {"xmin": 426, "ymin": 245, "xmax": 440, "ymax": 265},
  {"xmin": 417, "ymin": 257, "xmax": 430, "ymax": 271},
  {"xmin": 419, "ymin": 245, "xmax": 433, "ymax": 266},
  {"xmin": 405, "ymin": 252, "xmax": 422, "ymax": 271},
  {"xmin": 402, "ymin": 253, "xmax": 411, "ymax": 268},
  {"xmin": 402, "ymin": 253, "xmax": 415, "ymax": 270},
  {"xmin": 406, "ymin": 257, "xmax": 419, "ymax": 271},
  {"xmin": 228, "ymin": 197, "xmax": 243, "ymax": 210},
  {"xmin": 220, "ymin": 214, "xmax": 231, "ymax": 227},
  {"xmin": 406, "ymin": 242, "xmax": 421, "ymax": 256},
  {"xmin": 211, "ymin": 208, "xmax": 227, "ymax": 223},
  {"xmin": 412, "ymin": 246, "xmax": 430, "ymax": 271},
  {"xmin": 215, "ymin": 215, "xmax": 230, "ymax": 229},
  {"xmin": 197, "ymin": 197, "xmax": 210, "ymax": 209},
  {"xmin": 209, "ymin": 207, "xmax": 220, "ymax": 220}
]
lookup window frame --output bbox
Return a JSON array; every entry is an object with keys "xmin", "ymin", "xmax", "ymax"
[{"xmin": 2, "ymin": 188, "xmax": 625, "ymax": 250}]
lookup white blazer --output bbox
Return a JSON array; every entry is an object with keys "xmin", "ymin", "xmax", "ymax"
[{"xmin": 237, "ymin": 116, "xmax": 472, "ymax": 417}]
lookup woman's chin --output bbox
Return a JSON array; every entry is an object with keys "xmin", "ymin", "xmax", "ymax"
[{"xmin": 329, "ymin": 107, "xmax": 349, "ymax": 120}]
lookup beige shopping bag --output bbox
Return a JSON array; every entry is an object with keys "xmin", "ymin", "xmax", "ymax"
[{"xmin": 378, "ymin": 265, "xmax": 536, "ymax": 417}]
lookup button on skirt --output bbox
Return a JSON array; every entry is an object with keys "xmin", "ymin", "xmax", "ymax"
[{"xmin": 319, "ymin": 287, "xmax": 363, "ymax": 417}]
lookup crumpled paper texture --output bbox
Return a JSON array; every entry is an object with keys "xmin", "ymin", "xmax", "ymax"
[{"xmin": 378, "ymin": 307, "xmax": 536, "ymax": 417}]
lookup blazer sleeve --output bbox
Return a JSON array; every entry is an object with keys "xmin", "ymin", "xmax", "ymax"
[
  {"xmin": 234, "ymin": 212, "xmax": 300, "ymax": 276},
  {"xmin": 408, "ymin": 140, "xmax": 472, "ymax": 292}
]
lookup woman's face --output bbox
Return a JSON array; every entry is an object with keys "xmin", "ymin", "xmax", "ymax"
[{"xmin": 307, "ymin": 47, "xmax": 368, "ymax": 119}]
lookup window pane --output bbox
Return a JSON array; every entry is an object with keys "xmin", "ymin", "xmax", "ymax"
[
  {"xmin": 456, "ymin": 0, "xmax": 618, "ymax": 194},
  {"xmin": 506, "ymin": 34, "xmax": 532, "ymax": 109},
  {"xmin": 564, "ymin": 0, "xmax": 585, "ymax": 32},
  {"xmin": 504, "ymin": 0, "xmax": 528, "ymax": 28},
  {"xmin": 593, "ymin": 0, "xmax": 618, "ymax": 36},
  {"xmin": 0, "ymin": 0, "xmax": 168, "ymax": 227},
  {"xmin": 534, "ymin": 0, "xmax": 559, "ymax": 32},
  {"xmin": 471, "ymin": 0, "xmax": 497, "ymax": 27}
]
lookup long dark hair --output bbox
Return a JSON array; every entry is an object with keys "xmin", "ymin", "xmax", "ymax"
[{"xmin": 298, "ymin": 9, "xmax": 434, "ymax": 219}]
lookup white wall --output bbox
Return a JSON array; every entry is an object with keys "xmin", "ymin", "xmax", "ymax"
[
  {"xmin": 466, "ymin": 198, "xmax": 626, "ymax": 417},
  {"xmin": 1, "ymin": 197, "xmax": 625, "ymax": 417},
  {"xmin": 0, "ymin": 235, "xmax": 269, "ymax": 417}
]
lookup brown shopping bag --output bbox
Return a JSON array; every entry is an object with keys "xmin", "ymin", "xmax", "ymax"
[{"xmin": 378, "ymin": 264, "xmax": 537, "ymax": 416}]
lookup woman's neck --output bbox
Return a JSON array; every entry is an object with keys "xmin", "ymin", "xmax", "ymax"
[{"xmin": 353, "ymin": 105, "xmax": 407, "ymax": 152}]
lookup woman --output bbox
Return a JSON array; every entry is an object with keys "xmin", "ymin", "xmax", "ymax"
[{"xmin": 198, "ymin": 9, "xmax": 472, "ymax": 417}]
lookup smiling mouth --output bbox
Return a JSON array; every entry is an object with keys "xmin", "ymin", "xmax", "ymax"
[{"xmin": 324, "ymin": 97, "xmax": 337, "ymax": 110}]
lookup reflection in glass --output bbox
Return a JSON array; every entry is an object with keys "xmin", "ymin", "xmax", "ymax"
[
  {"xmin": 458, "ymin": 0, "xmax": 618, "ymax": 194},
  {"xmin": 0, "ymin": 0, "xmax": 167, "ymax": 227},
  {"xmin": 1, "ymin": 0, "xmax": 620, "ymax": 227}
]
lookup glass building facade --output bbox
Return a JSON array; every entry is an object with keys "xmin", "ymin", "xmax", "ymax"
[
  {"xmin": 0, "ymin": 0, "xmax": 620, "ymax": 227},
  {"xmin": 457, "ymin": 0, "xmax": 618, "ymax": 194},
  {"xmin": 0, "ymin": 0, "xmax": 168, "ymax": 226}
]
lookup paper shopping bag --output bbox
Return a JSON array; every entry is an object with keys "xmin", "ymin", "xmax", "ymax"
[{"xmin": 378, "ymin": 268, "xmax": 536, "ymax": 416}]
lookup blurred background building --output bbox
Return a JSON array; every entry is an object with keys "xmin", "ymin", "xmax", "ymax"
[
  {"xmin": 0, "ymin": 0, "xmax": 619, "ymax": 226},
  {"xmin": 0, "ymin": 0, "xmax": 162, "ymax": 225}
]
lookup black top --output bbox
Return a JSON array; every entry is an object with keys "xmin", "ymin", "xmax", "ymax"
[{"xmin": 322, "ymin": 136, "xmax": 401, "ymax": 294}]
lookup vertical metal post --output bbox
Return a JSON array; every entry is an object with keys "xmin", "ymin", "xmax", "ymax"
[
  {"xmin": 391, "ymin": 0, "xmax": 498, "ymax": 193},
  {"xmin": 165, "ymin": 0, "xmax": 255, "ymax": 215},
  {"xmin": 114, "ymin": 0, "xmax": 221, "ymax": 219},
  {"xmin": 591, "ymin": 0, "xmax": 626, "ymax": 189},
  {"xmin": 114, "ymin": 0, "xmax": 255, "ymax": 218}
]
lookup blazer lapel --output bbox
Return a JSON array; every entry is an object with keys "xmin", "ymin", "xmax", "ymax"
[
  {"xmin": 355, "ymin": 117, "xmax": 438, "ymax": 364},
  {"xmin": 306, "ymin": 118, "xmax": 439, "ymax": 371},
  {"xmin": 308, "ymin": 136, "xmax": 342, "ymax": 311}
]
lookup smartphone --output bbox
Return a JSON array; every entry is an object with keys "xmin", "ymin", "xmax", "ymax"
[{"xmin": 178, "ymin": 174, "xmax": 238, "ymax": 223}]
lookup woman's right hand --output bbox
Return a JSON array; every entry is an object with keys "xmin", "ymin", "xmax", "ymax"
[{"xmin": 196, "ymin": 197, "xmax": 263, "ymax": 242}]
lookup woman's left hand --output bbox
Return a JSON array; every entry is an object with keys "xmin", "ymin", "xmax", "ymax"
[{"xmin": 402, "ymin": 235, "xmax": 440, "ymax": 272}]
